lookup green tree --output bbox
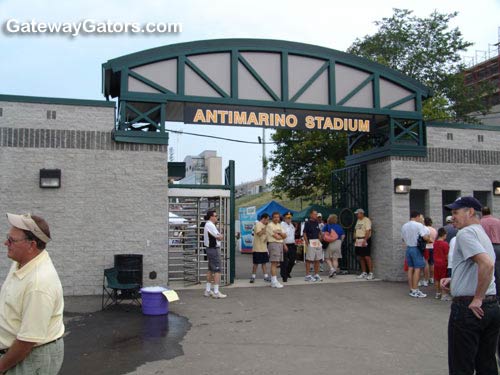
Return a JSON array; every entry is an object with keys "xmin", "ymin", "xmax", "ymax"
[
  {"xmin": 270, "ymin": 130, "xmax": 347, "ymax": 200},
  {"xmin": 348, "ymin": 8, "xmax": 493, "ymax": 122},
  {"xmin": 270, "ymin": 8, "xmax": 492, "ymax": 198}
]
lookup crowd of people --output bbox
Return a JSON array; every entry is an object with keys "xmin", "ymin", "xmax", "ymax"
[
  {"xmin": 203, "ymin": 207, "xmax": 374, "ymax": 295},
  {"xmin": 401, "ymin": 196, "xmax": 500, "ymax": 374},
  {"xmin": 204, "ymin": 197, "xmax": 500, "ymax": 374}
]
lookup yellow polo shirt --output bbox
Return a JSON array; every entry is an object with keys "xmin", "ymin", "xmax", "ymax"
[
  {"xmin": 0, "ymin": 250, "xmax": 64, "ymax": 349},
  {"xmin": 252, "ymin": 222, "xmax": 268, "ymax": 252},
  {"xmin": 266, "ymin": 221, "xmax": 284, "ymax": 243},
  {"xmin": 355, "ymin": 217, "xmax": 372, "ymax": 238}
]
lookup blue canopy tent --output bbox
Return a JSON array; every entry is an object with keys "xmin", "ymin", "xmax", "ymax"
[{"xmin": 256, "ymin": 200, "xmax": 296, "ymax": 218}]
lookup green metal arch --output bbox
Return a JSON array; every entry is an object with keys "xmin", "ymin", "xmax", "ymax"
[
  {"xmin": 102, "ymin": 39, "xmax": 431, "ymax": 157},
  {"xmin": 103, "ymin": 38, "xmax": 431, "ymax": 100}
]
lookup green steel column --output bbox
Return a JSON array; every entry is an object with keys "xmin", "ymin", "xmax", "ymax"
[{"xmin": 228, "ymin": 160, "xmax": 236, "ymax": 283}]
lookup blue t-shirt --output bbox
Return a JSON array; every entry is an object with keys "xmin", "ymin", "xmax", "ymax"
[{"xmin": 322, "ymin": 223, "xmax": 344, "ymax": 238}]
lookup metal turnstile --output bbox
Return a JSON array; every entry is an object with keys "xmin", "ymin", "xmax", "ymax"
[{"xmin": 168, "ymin": 189, "xmax": 230, "ymax": 286}]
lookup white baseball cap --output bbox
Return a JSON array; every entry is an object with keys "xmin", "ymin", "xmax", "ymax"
[{"xmin": 7, "ymin": 213, "xmax": 51, "ymax": 243}]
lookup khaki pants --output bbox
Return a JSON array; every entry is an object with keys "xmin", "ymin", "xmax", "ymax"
[{"xmin": 6, "ymin": 338, "xmax": 64, "ymax": 375}]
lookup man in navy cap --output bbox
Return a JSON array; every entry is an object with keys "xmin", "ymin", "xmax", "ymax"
[{"xmin": 441, "ymin": 196, "xmax": 500, "ymax": 374}]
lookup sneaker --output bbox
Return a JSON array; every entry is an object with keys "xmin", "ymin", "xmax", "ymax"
[
  {"xmin": 418, "ymin": 280, "xmax": 423, "ymax": 287},
  {"xmin": 304, "ymin": 275, "xmax": 314, "ymax": 282},
  {"xmin": 357, "ymin": 272, "xmax": 368, "ymax": 279},
  {"xmin": 329, "ymin": 269, "xmax": 336, "ymax": 278},
  {"xmin": 313, "ymin": 274, "xmax": 323, "ymax": 282},
  {"xmin": 366, "ymin": 272, "xmax": 374, "ymax": 280},
  {"xmin": 204, "ymin": 290, "xmax": 214, "ymax": 297},
  {"xmin": 249, "ymin": 277, "xmax": 255, "ymax": 284},
  {"xmin": 422, "ymin": 280, "xmax": 429, "ymax": 287},
  {"xmin": 320, "ymin": 265, "xmax": 324, "ymax": 272},
  {"xmin": 409, "ymin": 290, "xmax": 419, "ymax": 298},
  {"xmin": 212, "ymin": 292, "xmax": 227, "ymax": 299},
  {"xmin": 416, "ymin": 290, "xmax": 427, "ymax": 298},
  {"xmin": 264, "ymin": 276, "xmax": 271, "ymax": 282},
  {"xmin": 435, "ymin": 293, "xmax": 442, "ymax": 299},
  {"xmin": 271, "ymin": 282, "xmax": 284, "ymax": 288},
  {"xmin": 429, "ymin": 278, "xmax": 435, "ymax": 285},
  {"xmin": 441, "ymin": 294, "xmax": 452, "ymax": 301}
]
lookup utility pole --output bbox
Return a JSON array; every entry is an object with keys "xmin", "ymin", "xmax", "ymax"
[{"xmin": 262, "ymin": 128, "xmax": 267, "ymax": 189}]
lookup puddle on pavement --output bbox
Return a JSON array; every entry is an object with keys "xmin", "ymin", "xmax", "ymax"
[{"xmin": 60, "ymin": 306, "xmax": 191, "ymax": 375}]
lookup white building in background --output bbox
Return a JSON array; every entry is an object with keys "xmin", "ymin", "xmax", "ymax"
[
  {"xmin": 178, "ymin": 150, "xmax": 222, "ymax": 185},
  {"xmin": 235, "ymin": 178, "xmax": 265, "ymax": 198}
]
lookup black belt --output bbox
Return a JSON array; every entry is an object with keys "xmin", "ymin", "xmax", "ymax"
[
  {"xmin": 452, "ymin": 295, "xmax": 497, "ymax": 304},
  {"xmin": 0, "ymin": 337, "xmax": 62, "ymax": 355}
]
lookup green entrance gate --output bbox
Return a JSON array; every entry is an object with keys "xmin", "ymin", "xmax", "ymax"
[
  {"xmin": 332, "ymin": 164, "xmax": 368, "ymax": 272},
  {"xmin": 101, "ymin": 38, "xmax": 431, "ymax": 282}
]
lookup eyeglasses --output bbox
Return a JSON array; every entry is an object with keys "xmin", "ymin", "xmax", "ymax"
[{"xmin": 6, "ymin": 235, "xmax": 28, "ymax": 245}]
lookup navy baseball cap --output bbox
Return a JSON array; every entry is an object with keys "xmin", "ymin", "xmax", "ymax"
[{"xmin": 445, "ymin": 196, "xmax": 482, "ymax": 211}]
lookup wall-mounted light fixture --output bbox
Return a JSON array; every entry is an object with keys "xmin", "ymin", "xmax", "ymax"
[
  {"xmin": 494, "ymin": 181, "xmax": 500, "ymax": 196},
  {"xmin": 394, "ymin": 178, "xmax": 411, "ymax": 194},
  {"xmin": 39, "ymin": 169, "xmax": 61, "ymax": 188}
]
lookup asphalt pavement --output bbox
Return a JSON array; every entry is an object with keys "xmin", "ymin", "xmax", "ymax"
[{"xmin": 62, "ymin": 279, "xmax": 450, "ymax": 375}]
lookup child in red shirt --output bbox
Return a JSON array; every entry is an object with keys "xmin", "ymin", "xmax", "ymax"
[{"xmin": 433, "ymin": 227, "xmax": 449, "ymax": 300}]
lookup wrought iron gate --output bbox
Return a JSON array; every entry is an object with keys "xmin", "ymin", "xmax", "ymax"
[
  {"xmin": 331, "ymin": 164, "xmax": 368, "ymax": 272},
  {"xmin": 168, "ymin": 190, "xmax": 230, "ymax": 286}
]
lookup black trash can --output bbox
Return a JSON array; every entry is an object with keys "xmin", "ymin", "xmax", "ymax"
[{"xmin": 114, "ymin": 254, "xmax": 143, "ymax": 287}]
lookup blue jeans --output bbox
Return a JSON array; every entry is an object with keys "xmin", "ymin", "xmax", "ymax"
[{"xmin": 448, "ymin": 299, "xmax": 500, "ymax": 374}]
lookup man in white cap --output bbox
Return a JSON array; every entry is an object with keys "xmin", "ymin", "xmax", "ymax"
[
  {"xmin": 0, "ymin": 213, "xmax": 64, "ymax": 374},
  {"xmin": 354, "ymin": 209, "xmax": 374, "ymax": 280},
  {"xmin": 444, "ymin": 215, "xmax": 458, "ymax": 244}
]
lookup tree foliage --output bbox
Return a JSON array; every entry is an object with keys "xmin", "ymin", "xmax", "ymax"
[
  {"xmin": 271, "ymin": 8, "xmax": 492, "ymax": 198},
  {"xmin": 348, "ymin": 8, "xmax": 493, "ymax": 122},
  {"xmin": 270, "ymin": 130, "xmax": 347, "ymax": 200}
]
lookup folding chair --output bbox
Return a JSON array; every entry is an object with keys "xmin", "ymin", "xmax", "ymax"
[{"xmin": 102, "ymin": 267, "xmax": 141, "ymax": 310}]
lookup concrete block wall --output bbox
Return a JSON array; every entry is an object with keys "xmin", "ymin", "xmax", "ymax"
[
  {"xmin": 0, "ymin": 99, "xmax": 169, "ymax": 295},
  {"xmin": 368, "ymin": 154, "xmax": 500, "ymax": 282},
  {"xmin": 427, "ymin": 126, "xmax": 500, "ymax": 151}
]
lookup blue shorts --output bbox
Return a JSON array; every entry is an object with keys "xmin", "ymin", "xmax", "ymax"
[{"xmin": 406, "ymin": 246, "xmax": 425, "ymax": 269}]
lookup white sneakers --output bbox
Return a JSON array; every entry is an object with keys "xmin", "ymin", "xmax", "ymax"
[
  {"xmin": 357, "ymin": 272, "xmax": 374, "ymax": 280},
  {"xmin": 418, "ymin": 280, "xmax": 429, "ymax": 287},
  {"xmin": 212, "ymin": 291, "xmax": 227, "ymax": 299},
  {"xmin": 409, "ymin": 290, "xmax": 427, "ymax": 298},
  {"xmin": 271, "ymin": 282, "xmax": 284, "ymax": 288},
  {"xmin": 204, "ymin": 290, "xmax": 227, "ymax": 298}
]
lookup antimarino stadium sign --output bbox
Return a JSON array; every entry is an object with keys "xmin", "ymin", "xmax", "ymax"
[{"xmin": 184, "ymin": 105, "xmax": 371, "ymax": 133}]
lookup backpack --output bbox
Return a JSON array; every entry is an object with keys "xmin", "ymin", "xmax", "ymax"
[
  {"xmin": 323, "ymin": 229, "xmax": 339, "ymax": 243},
  {"xmin": 417, "ymin": 235, "xmax": 427, "ymax": 253}
]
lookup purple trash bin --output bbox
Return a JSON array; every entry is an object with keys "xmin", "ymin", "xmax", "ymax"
[{"xmin": 141, "ymin": 286, "xmax": 169, "ymax": 315}]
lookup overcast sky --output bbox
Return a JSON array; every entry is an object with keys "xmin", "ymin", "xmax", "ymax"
[{"xmin": 1, "ymin": 0, "xmax": 499, "ymax": 184}]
